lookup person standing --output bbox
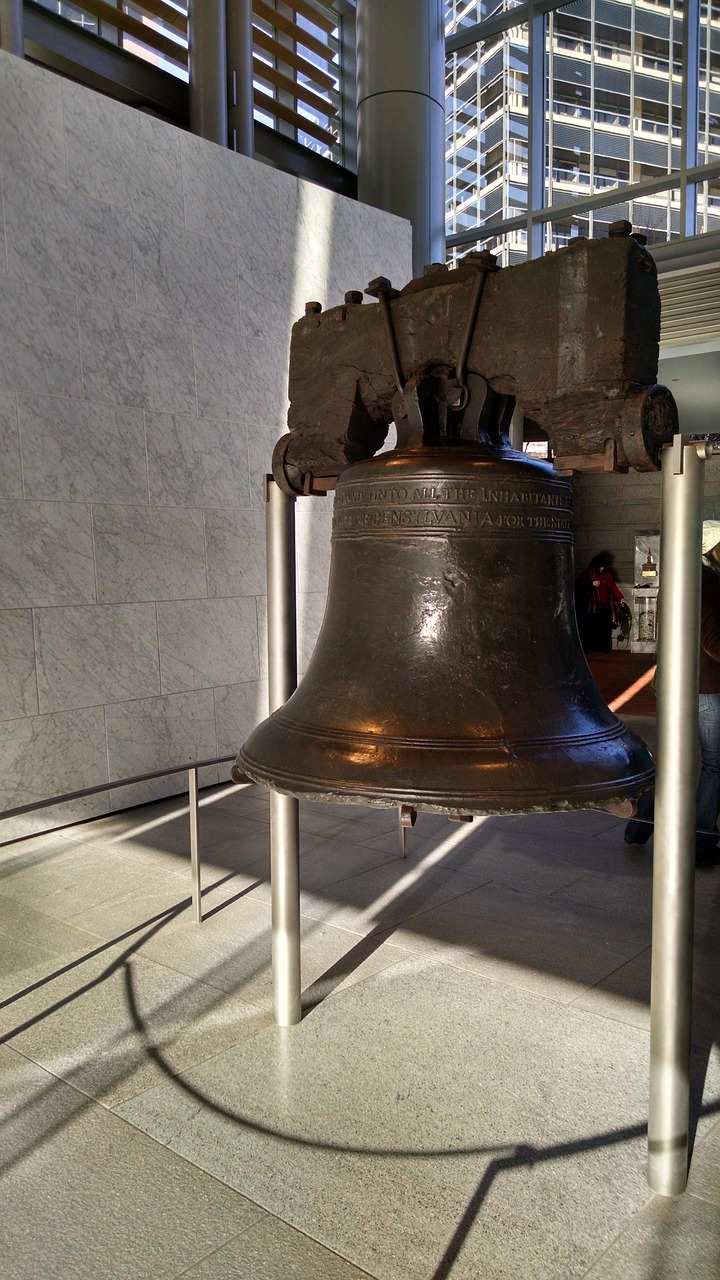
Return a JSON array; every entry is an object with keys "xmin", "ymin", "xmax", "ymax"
[
  {"xmin": 624, "ymin": 519, "xmax": 720, "ymax": 865},
  {"xmin": 574, "ymin": 553, "xmax": 629, "ymax": 654}
]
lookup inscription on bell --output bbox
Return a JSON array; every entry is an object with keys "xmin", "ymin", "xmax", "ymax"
[
  {"xmin": 334, "ymin": 480, "xmax": 572, "ymax": 536},
  {"xmin": 335, "ymin": 484, "xmax": 567, "ymax": 508}
]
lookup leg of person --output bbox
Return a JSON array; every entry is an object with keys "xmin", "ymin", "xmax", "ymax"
[
  {"xmin": 695, "ymin": 692, "xmax": 720, "ymax": 864},
  {"xmin": 624, "ymin": 785, "xmax": 655, "ymax": 846}
]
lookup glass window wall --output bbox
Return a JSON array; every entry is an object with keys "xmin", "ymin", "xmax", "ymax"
[{"xmin": 446, "ymin": 0, "xmax": 720, "ymax": 262}]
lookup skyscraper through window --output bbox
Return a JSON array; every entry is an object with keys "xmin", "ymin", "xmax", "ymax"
[{"xmin": 446, "ymin": 0, "xmax": 720, "ymax": 264}]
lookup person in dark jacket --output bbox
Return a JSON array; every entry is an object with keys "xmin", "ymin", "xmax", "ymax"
[
  {"xmin": 624, "ymin": 519, "xmax": 720, "ymax": 865},
  {"xmin": 574, "ymin": 553, "xmax": 629, "ymax": 653}
]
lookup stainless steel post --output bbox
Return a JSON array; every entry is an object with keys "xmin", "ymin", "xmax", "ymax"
[
  {"xmin": 189, "ymin": 766, "xmax": 202, "ymax": 923},
  {"xmin": 648, "ymin": 438, "xmax": 704, "ymax": 1195},
  {"xmin": 0, "ymin": 0, "xmax": 24, "ymax": 55},
  {"xmin": 266, "ymin": 477, "xmax": 301, "ymax": 1026},
  {"xmin": 188, "ymin": 0, "xmax": 228, "ymax": 145},
  {"xmin": 356, "ymin": 0, "xmax": 445, "ymax": 274},
  {"xmin": 226, "ymin": 0, "xmax": 254, "ymax": 157}
]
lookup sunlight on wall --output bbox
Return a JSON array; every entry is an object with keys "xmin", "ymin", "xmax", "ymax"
[{"xmin": 290, "ymin": 181, "xmax": 336, "ymax": 330}]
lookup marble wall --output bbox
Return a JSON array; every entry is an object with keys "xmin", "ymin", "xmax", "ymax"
[
  {"xmin": 0, "ymin": 50, "xmax": 412, "ymax": 840},
  {"xmin": 572, "ymin": 465, "xmax": 720, "ymax": 584}
]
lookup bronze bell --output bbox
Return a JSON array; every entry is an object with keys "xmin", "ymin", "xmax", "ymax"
[{"xmin": 239, "ymin": 441, "xmax": 654, "ymax": 815}]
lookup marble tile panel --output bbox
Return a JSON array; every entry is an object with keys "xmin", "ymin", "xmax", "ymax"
[
  {"xmin": 237, "ymin": 240, "xmax": 297, "ymax": 345},
  {"xmin": 18, "ymin": 394, "xmax": 148, "ymax": 504},
  {"xmin": 0, "ymin": 391, "xmax": 22, "ymax": 498},
  {"xmin": 255, "ymin": 595, "xmax": 267, "ymax": 680},
  {"xmin": 92, "ymin": 504, "xmax": 207, "ymax": 603},
  {"xmin": 205, "ymin": 507, "xmax": 265, "ymax": 597},
  {"xmin": 105, "ymin": 688, "xmax": 217, "ymax": 783},
  {"xmin": 0, "ymin": 1046, "xmax": 265, "ymax": 1280},
  {"xmin": 361, "ymin": 203, "xmax": 413, "ymax": 290},
  {"xmin": 157, "ymin": 596, "xmax": 259, "ymax": 692},
  {"xmin": 105, "ymin": 766, "xmax": 220, "ymax": 816},
  {"xmin": 0, "ymin": 609, "xmax": 37, "ymax": 721},
  {"xmin": 132, "ymin": 215, "xmax": 241, "ymax": 329},
  {"xmin": 296, "ymin": 498, "xmax": 333, "ymax": 595},
  {"xmin": 297, "ymin": 591, "xmax": 328, "ymax": 674},
  {"xmin": 181, "ymin": 131, "xmax": 282, "ymax": 248},
  {"xmin": 314, "ymin": 188, "xmax": 367, "ymax": 310},
  {"xmin": 0, "ymin": 704, "xmax": 108, "ymax": 811},
  {"xmin": 0, "ymin": 51, "xmax": 68, "ymax": 187},
  {"xmin": 246, "ymin": 422, "xmax": 285, "ymax": 510},
  {"xmin": 278, "ymin": 175, "xmax": 329, "ymax": 310},
  {"xmin": 0, "ymin": 500, "xmax": 95, "ymax": 608},
  {"xmin": 0, "ymin": 793, "xmax": 111, "ymax": 845},
  {"xmin": 115, "ymin": 958, "xmax": 654, "ymax": 1280},
  {"xmin": 62, "ymin": 76, "xmax": 185, "ymax": 224},
  {"xmin": 0, "ymin": 275, "xmax": 82, "ymax": 398},
  {"xmin": 146, "ymin": 412, "xmax": 250, "ymax": 509},
  {"xmin": 79, "ymin": 298, "xmax": 196, "ymax": 414},
  {"xmin": 193, "ymin": 320, "xmax": 287, "ymax": 427},
  {"xmin": 180, "ymin": 1214, "xmax": 375, "ymax": 1280},
  {"xmin": 3, "ymin": 170, "xmax": 136, "ymax": 306},
  {"xmin": 57, "ymin": 790, "xmax": 199, "ymax": 844},
  {"xmin": 34, "ymin": 602, "xmax": 160, "ymax": 713},
  {"xmin": 214, "ymin": 680, "xmax": 268, "ymax": 757}
]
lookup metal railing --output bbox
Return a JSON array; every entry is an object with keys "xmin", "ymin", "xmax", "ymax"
[{"xmin": 0, "ymin": 754, "xmax": 241, "ymax": 925}]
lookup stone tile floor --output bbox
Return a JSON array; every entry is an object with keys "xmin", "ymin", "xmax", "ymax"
[{"xmin": 2, "ymin": 743, "xmax": 720, "ymax": 1278}]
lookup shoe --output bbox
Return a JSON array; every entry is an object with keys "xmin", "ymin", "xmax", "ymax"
[{"xmin": 624, "ymin": 833, "xmax": 650, "ymax": 848}]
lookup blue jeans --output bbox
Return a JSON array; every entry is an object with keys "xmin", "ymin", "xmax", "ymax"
[
  {"xmin": 696, "ymin": 693, "xmax": 720, "ymax": 841},
  {"xmin": 624, "ymin": 692, "xmax": 720, "ymax": 847}
]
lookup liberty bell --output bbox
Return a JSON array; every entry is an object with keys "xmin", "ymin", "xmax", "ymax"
[{"xmin": 238, "ymin": 235, "xmax": 676, "ymax": 815}]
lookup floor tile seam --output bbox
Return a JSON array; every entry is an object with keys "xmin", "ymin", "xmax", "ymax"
[
  {"xmin": 0, "ymin": 900, "xmax": 108, "ymax": 947},
  {"xmin": 694, "ymin": 1110, "xmax": 720, "ymax": 1144},
  {"xmin": 12, "ymin": 831, "xmax": 205, "ymax": 882},
  {"xmin": 276, "ymin": 854, "xmax": 409, "ymax": 898},
  {"xmin": 383, "ymin": 937, "xmax": 658, "ymax": 1016},
  {"xmin": 128, "ymin": 944, "xmax": 271, "ymax": 1008},
  {"xmin": 396, "ymin": 876, "xmax": 650, "ymax": 943},
  {"xmin": 575, "ymin": 1196, "xmax": 658, "ymax": 1278},
  {"xmin": 173, "ymin": 1206, "xmax": 385, "ymax": 1280},
  {"xmin": 403, "ymin": 951, "xmax": 595, "ymax": 1010},
  {"xmin": 303, "ymin": 952, "xmax": 414, "ymax": 1012},
  {"xmin": 545, "ymin": 869, "xmax": 645, "ymax": 901},
  {"xmin": 567, "ymin": 945, "xmax": 652, "ymax": 1011},
  {"xmin": 170, "ymin": 1217, "xmax": 279, "ymax": 1280},
  {"xmin": 682, "ymin": 1186, "xmax": 720, "ymax": 1209},
  {"xmin": 117, "ymin": 948, "xmax": 274, "ymax": 1021},
  {"xmin": 261, "ymin": 876, "xmax": 489, "ymax": 932},
  {"xmin": 5, "ymin": 1042, "xmax": 126, "ymax": 1114},
  {"xmin": 105, "ymin": 1107, "xmax": 276, "ymax": 1223}
]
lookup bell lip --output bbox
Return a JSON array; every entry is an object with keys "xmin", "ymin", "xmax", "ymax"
[{"xmin": 236, "ymin": 748, "xmax": 655, "ymax": 816}]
